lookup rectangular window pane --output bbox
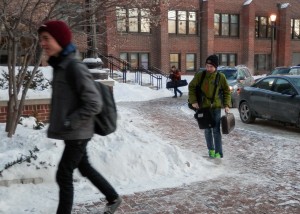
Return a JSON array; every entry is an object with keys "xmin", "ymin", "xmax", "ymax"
[
  {"xmin": 229, "ymin": 54, "xmax": 236, "ymax": 66},
  {"xmin": 188, "ymin": 12, "xmax": 196, "ymax": 34},
  {"xmin": 186, "ymin": 54, "xmax": 195, "ymax": 71},
  {"xmin": 230, "ymin": 15, "xmax": 238, "ymax": 36},
  {"xmin": 130, "ymin": 53, "xmax": 138, "ymax": 69},
  {"xmin": 140, "ymin": 53, "xmax": 149, "ymax": 69},
  {"xmin": 214, "ymin": 14, "xmax": 220, "ymax": 35},
  {"xmin": 168, "ymin": 10, "xmax": 176, "ymax": 33},
  {"xmin": 141, "ymin": 9, "xmax": 150, "ymax": 33},
  {"xmin": 178, "ymin": 11, "xmax": 187, "ymax": 34},
  {"xmin": 255, "ymin": 17, "xmax": 259, "ymax": 37},
  {"xmin": 116, "ymin": 7, "xmax": 126, "ymax": 32},
  {"xmin": 221, "ymin": 14, "xmax": 229, "ymax": 36},
  {"xmin": 129, "ymin": 8, "xmax": 138, "ymax": 32},
  {"xmin": 260, "ymin": 17, "xmax": 267, "ymax": 38},
  {"xmin": 120, "ymin": 53, "xmax": 128, "ymax": 69},
  {"xmin": 291, "ymin": 19, "xmax": 294, "ymax": 38},
  {"xmin": 295, "ymin": 19, "xmax": 300, "ymax": 39},
  {"xmin": 189, "ymin": 22, "xmax": 196, "ymax": 34},
  {"xmin": 170, "ymin": 54, "xmax": 179, "ymax": 69},
  {"xmin": 255, "ymin": 54, "xmax": 270, "ymax": 70},
  {"xmin": 221, "ymin": 54, "xmax": 228, "ymax": 66}
]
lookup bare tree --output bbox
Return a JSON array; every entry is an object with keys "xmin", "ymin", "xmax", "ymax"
[{"xmin": 0, "ymin": 0, "xmax": 181, "ymax": 137}]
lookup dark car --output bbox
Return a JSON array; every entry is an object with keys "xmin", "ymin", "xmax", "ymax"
[
  {"xmin": 267, "ymin": 66, "xmax": 300, "ymax": 75},
  {"xmin": 238, "ymin": 75, "xmax": 300, "ymax": 128},
  {"xmin": 218, "ymin": 65, "xmax": 255, "ymax": 108}
]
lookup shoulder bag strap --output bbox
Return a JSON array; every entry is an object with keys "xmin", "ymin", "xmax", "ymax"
[{"xmin": 210, "ymin": 72, "xmax": 220, "ymax": 107}]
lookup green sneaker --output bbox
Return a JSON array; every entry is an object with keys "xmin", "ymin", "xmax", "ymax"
[
  {"xmin": 209, "ymin": 150, "xmax": 215, "ymax": 158},
  {"xmin": 214, "ymin": 153, "xmax": 221, "ymax": 158}
]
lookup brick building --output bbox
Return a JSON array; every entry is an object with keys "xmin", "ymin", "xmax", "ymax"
[{"xmin": 98, "ymin": 0, "xmax": 300, "ymax": 75}]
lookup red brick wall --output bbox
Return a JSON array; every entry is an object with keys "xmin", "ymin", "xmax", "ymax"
[
  {"xmin": 99, "ymin": 0, "xmax": 300, "ymax": 74},
  {"xmin": 0, "ymin": 100, "xmax": 51, "ymax": 123}
]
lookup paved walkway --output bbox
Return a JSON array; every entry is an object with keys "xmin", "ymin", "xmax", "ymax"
[{"xmin": 73, "ymin": 95, "xmax": 300, "ymax": 214}]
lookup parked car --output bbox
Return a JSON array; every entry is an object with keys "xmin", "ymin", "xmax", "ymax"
[
  {"xmin": 267, "ymin": 66, "xmax": 300, "ymax": 76},
  {"xmin": 217, "ymin": 65, "xmax": 255, "ymax": 108},
  {"xmin": 238, "ymin": 75, "xmax": 300, "ymax": 128}
]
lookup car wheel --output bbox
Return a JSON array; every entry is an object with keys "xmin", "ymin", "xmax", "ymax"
[{"xmin": 239, "ymin": 101, "xmax": 255, "ymax": 123}]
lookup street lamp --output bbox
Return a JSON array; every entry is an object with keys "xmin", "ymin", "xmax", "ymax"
[{"xmin": 270, "ymin": 14, "xmax": 277, "ymax": 70}]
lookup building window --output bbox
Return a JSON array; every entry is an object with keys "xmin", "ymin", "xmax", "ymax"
[
  {"xmin": 217, "ymin": 53, "xmax": 237, "ymax": 66},
  {"xmin": 254, "ymin": 54, "xmax": 271, "ymax": 71},
  {"xmin": 186, "ymin": 54, "xmax": 196, "ymax": 71},
  {"xmin": 255, "ymin": 16, "xmax": 274, "ymax": 38},
  {"xmin": 291, "ymin": 19, "xmax": 300, "ymax": 39},
  {"xmin": 214, "ymin": 14, "xmax": 239, "ymax": 37},
  {"xmin": 141, "ymin": 9, "xmax": 151, "ymax": 33},
  {"xmin": 168, "ymin": 10, "xmax": 197, "ymax": 35},
  {"xmin": 116, "ymin": 7, "xmax": 151, "ymax": 33},
  {"xmin": 170, "ymin": 53, "xmax": 180, "ymax": 69},
  {"xmin": 129, "ymin": 8, "xmax": 138, "ymax": 32},
  {"xmin": 116, "ymin": 7, "xmax": 127, "ymax": 32},
  {"xmin": 120, "ymin": 52, "xmax": 149, "ymax": 69},
  {"xmin": 140, "ymin": 53, "xmax": 149, "ymax": 69}
]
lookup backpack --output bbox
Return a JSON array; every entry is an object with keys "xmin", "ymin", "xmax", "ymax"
[{"xmin": 67, "ymin": 60, "xmax": 117, "ymax": 136}]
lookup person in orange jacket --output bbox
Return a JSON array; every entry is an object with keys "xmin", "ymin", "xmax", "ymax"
[{"xmin": 170, "ymin": 65, "xmax": 183, "ymax": 98}]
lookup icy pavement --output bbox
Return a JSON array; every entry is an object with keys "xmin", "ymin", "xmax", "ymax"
[{"xmin": 73, "ymin": 95, "xmax": 300, "ymax": 213}]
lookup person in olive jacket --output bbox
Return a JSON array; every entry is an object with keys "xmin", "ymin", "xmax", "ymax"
[
  {"xmin": 38, "ymin": 20, "xmax": 121, "ymax": 214},
  {"xmin": 188, "ymin": 55, "xmax": 231, "ymax": 159}
]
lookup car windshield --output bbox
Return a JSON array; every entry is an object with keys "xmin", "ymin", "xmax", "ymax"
[
  {"xmin": 218, "ymin": 69, "xmax": 237, "ymax": 80},
  {"xmin": 271, "ymin": 68, "xmax": 290, "ymax": 75}
]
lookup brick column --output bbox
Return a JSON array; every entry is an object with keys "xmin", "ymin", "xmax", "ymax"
[
  {"xmin": 200, "ymin": 0, "xmax": 215, "ymax": 67},
  {"xmin": 241, "ymin": 3, "xmax": 255, "ymax": 74},
  {"xmin": 277, "ymin": 6, "xmax": 291, "ymax": 66},
  {"xmin": 157, "ymin": 2, "xmax": 169, "ymax": 72}
]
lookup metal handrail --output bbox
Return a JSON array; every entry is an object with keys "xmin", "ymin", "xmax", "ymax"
[
  {"xmin": 136, "ymin": 67, "xmax": 163, "ymax": 90},
  {"xmin": 98, "ymin": 53, "xmax": 164, "ymax": 89}
]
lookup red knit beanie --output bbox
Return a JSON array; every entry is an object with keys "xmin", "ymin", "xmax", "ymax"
[{"xmin": 38, "ymin": 20, "xmax": 72, "ymax": 48}]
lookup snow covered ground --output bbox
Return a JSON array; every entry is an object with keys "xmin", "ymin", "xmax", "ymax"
[{"xmin": 0, "ymin": 68, "xmax": 299, "ymax": 213}]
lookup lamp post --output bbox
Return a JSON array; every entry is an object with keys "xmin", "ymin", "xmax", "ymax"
[{"xmin": 270, "ymin": 14, "xmax": 277, "ymax": 70}]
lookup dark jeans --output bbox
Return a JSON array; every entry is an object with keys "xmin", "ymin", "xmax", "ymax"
[
  {"xmin": 56, "ymin": 139, "xmax": 119, "ymax": 214},
  {"xmin": 174, "ymin": 86, "xmax": 182, "ymax": 97},
  {"xmin": 204, "ymin": 109, "xmax": 223, "ymax": 157}
]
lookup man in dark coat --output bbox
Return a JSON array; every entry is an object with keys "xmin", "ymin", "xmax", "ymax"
[{"xmin": 38, "ymin": 20, "xmax": 121, "ymax": 214}]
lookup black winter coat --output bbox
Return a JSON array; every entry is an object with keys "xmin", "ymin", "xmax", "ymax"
[{"xmin": 47, "ymin": 53, "xmax": 102, "ymax": 140}]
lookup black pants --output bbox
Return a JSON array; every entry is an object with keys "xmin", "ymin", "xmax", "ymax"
[
  {"xmin": 174, "ymin": 86, "xmax": 182, "ymax": 97},
  {"xmin": 56, "ymin": 139, "xmax": 119, "ymax": 214}
]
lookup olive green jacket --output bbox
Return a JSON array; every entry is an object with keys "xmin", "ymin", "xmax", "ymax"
[{"xmin": 188, "ymin": 71, "xmax": 231, "ymax": 108}]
